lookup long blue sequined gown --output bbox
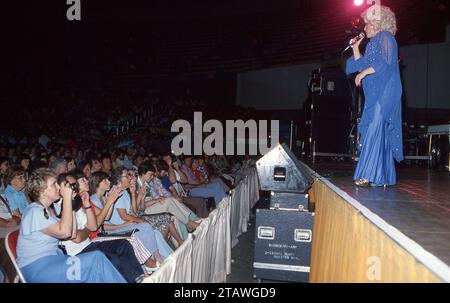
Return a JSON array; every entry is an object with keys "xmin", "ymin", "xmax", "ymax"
[{"xmin": 346, "ymin": 31, "xmax": 403, "ymax": 186}]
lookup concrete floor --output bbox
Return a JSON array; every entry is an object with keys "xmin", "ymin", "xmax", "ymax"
[
  {"xmin": 226, "ymin": 195, "xmax": 284, "ymax": 283},
  {"xmin": 227, "ymin": 211, "xmax": 258, "ymax": 283}
]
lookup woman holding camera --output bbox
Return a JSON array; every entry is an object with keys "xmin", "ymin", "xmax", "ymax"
[
  {"xmin": 55, "ymin": 172, "xmax": 145, "ymax": 283},
  {"xmin": 16, "ymin": 168, "xmax": 125, "ymax": 283}
]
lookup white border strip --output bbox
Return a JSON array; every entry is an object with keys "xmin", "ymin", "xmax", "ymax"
[{"xmin": 303, "ymin": 163, "xmax": 450, "ymax": 282}]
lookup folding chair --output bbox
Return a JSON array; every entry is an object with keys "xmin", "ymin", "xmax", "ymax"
[{"xmin": 5, "ymin": 230, "xmax": 26, "ymax": 283}]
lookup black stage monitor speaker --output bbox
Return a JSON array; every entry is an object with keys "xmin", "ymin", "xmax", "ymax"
[{"xmin": 256, "ymin": 143, "xmax": 313, "ymax": 193}]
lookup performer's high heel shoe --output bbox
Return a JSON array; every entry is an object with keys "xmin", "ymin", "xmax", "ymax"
[{"xmin": 355, "ymin": 179, "xmax": 370, "ymax": 187}]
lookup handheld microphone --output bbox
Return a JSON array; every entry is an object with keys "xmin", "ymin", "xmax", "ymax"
[{"xmin": 343, "ymin": 32, "xmax": 365, "ymax": 52}]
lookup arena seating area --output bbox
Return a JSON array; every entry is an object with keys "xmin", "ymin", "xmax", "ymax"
[{"xmin": 93, "ymin": 0, "xmax": 447, "ymax": 76}]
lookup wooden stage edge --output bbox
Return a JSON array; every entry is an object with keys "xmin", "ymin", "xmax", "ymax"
[{"xmin": 305, "ymin": 164, "xmax": 450, "ymax": 283}]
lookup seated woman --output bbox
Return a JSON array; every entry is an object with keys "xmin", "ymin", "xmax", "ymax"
[
  {"xmin": 0, "ymin": 193, "xmax": 20, "ymax": 238},
  {"xmin": 158, "ymin": 158, "xmax": 209, "ymax": 218},
  {"xmin": 213, "ymin": 155, "xmax": 232, "ymax": 173},
  {"xmin": 192, "ymin": 157, "xmax": 230, "ymax": 194},
  {"xmin": 16, "ymin": 168, "xmax": 125, "ymax": 283},
  {"xmin": 198, "ymin": 156, "xmax": 234, "ymax": 190},
  {"xmin": 137, "ymin": 164, "xmax": 200, "ymax": 235},
  {"xmin": 64, "ymin": 157, "xmax": 77, "ymax": 173},
  {"xmin": 55, "ymin": 172, "xmax": 145, "ymax": 283},
  {"xmin": 89, "ymin": 171, "xmax": 174, "ymax": 269},
  {"xmin": 132, "ymin": 169, "xmax": 184, "ymax": 247},
  {"xmin": 3, "ymin": 165, "xmax": 29, "ymax": 218},
  {"xmin": 0, "ymin": 157, "xmax": 9, "ymax": 194},
  {"xmin": 181, "ymin": 156, "xmax": 227, "ymax": 205},
  {"xmin": 89, "ymin": 166, "xmax": 172, "ymax": 268}
]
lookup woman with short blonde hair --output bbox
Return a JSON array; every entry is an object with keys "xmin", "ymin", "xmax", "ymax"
[
  {"xmin": 345, "ymin": 5, "xmax": 403, "ymax": 187},
  {"xmin": 361, "ymin": 5, "xmax": 397, "ymax": 36},
  {"xmin": 16, "ymin": 168, "xmax": 126, "ymax": 282}
]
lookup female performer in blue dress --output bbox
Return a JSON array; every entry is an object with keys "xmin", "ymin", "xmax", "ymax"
[
  {"xmin": 16, "ymin": 168, "xmax": 126, "ymax": 283},
  {"xmin": 346, "ymin": 5, "xmax": 403, "ymax": 187}
]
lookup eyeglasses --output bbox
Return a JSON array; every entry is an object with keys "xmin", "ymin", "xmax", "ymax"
[
  {"xmin": 121, "ymin": 172, "xmax": 134, "ymax": 179},
  {"xmin": 15, "ymin": 175, "xmax": 26, "ymax": 180}
]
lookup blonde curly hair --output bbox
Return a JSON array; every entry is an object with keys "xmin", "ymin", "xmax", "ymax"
[
  {"xmin": 26, "ymin": 168, "xmax": 56, "ymax": 202},
  {"xmin": 362, "ymin": 5, "xmax": 397, "ymax": 36}
]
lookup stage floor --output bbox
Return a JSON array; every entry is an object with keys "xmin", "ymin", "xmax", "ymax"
[{"xmin": 309, "ymin": 162, "xmax": 450, "ymax": 267}]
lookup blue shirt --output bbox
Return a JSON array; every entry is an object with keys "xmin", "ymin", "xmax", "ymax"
[
  {"xmin": 160, "ymin": 176, "xmax": 173, "ymax": 192},
  {"xmin": 90, "ymin": 194, "xmax": 110, "ymax": 223},
  {"xmin": 4, "ymin": 185, "xmax": 29, "ymax": 215},
  {"xmin": 109, "ymin": 191, "xmax": 131, "ymax": 225},
  {"xmin": 90, "ymin": 194, "xmax": 105, "ymax": 210},
  {"xmin": 181, "ymin": 165, "xmax": 198, "ymax": 185},
  {"xmin": 16, "ymin": 203, "xmax": 60, "ymax": 268}
]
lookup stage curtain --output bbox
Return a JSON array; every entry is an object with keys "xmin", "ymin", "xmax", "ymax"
[
  {"xmin": 230, "ymin": 168, "xmax": 259, "ymax": 248},
  {"xmin": 239, "ymin": 177, "xmax": 249, "ymax": 235},
  {"xmin": 143, "ymin": 238, "xmax": 193, "ymax": 283},
  {"xmin": 230, "ymin": 183, "xmax": 243, "ymax": 248},
  {"xmin": 249, "ymin": 168, "xmax": 260, "ymax": 209},
  {"xmin": 190, "ymin": 197, "xmax": 232, "ymax": 282},
  {"xmin": 143, "ymin": 167, "xmax": 258, "ymax": 283},
  {"xmin": 143, "ymin": 197, "xmax": 232, "ymax": 283}
]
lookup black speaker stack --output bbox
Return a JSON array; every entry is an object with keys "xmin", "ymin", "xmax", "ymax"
[
  {"xmin": 303, "ymin": 67, "xmax": 353, "ymax": 161},
  {"xmin": 254, "ymin": 143, "xmax": 315, "ymax": 282}
]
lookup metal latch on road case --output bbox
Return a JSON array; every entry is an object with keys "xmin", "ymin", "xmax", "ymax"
[
  {"xmin": 294, "ymin": 229, "xmax": 312, "ymax": 242},
  {"xmin": 258, "ymin": 226, "xmax": 275, "ymax": 240}
]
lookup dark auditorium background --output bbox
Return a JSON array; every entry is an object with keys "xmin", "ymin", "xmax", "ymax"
[
  {"xmin": 2, "ymin": 0, "xmax": 449, "ymax": 133},
  {"xmin": 1, "ymin": 0, "xmax": 450, "ymax": 286}
]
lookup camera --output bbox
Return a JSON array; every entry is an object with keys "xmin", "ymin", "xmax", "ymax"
[{"xmin": 65, "ymin": 181, "xmax": 79, "ymax": 193}]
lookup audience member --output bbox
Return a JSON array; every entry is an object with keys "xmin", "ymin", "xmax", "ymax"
[
  {"xmin": 3, "ymin": 165, "xmax": 29, "ymax": 217},
  {"xmin": 55, "ymin": 172, "xmax": 145, "ymax": 283},
  {"xmin": 16, "ymin": 168, "xmax": 126, "ymax": 283},
  {"xmin": 49, "ymin": 159, "xmax": 68, "ymax": 175}
]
